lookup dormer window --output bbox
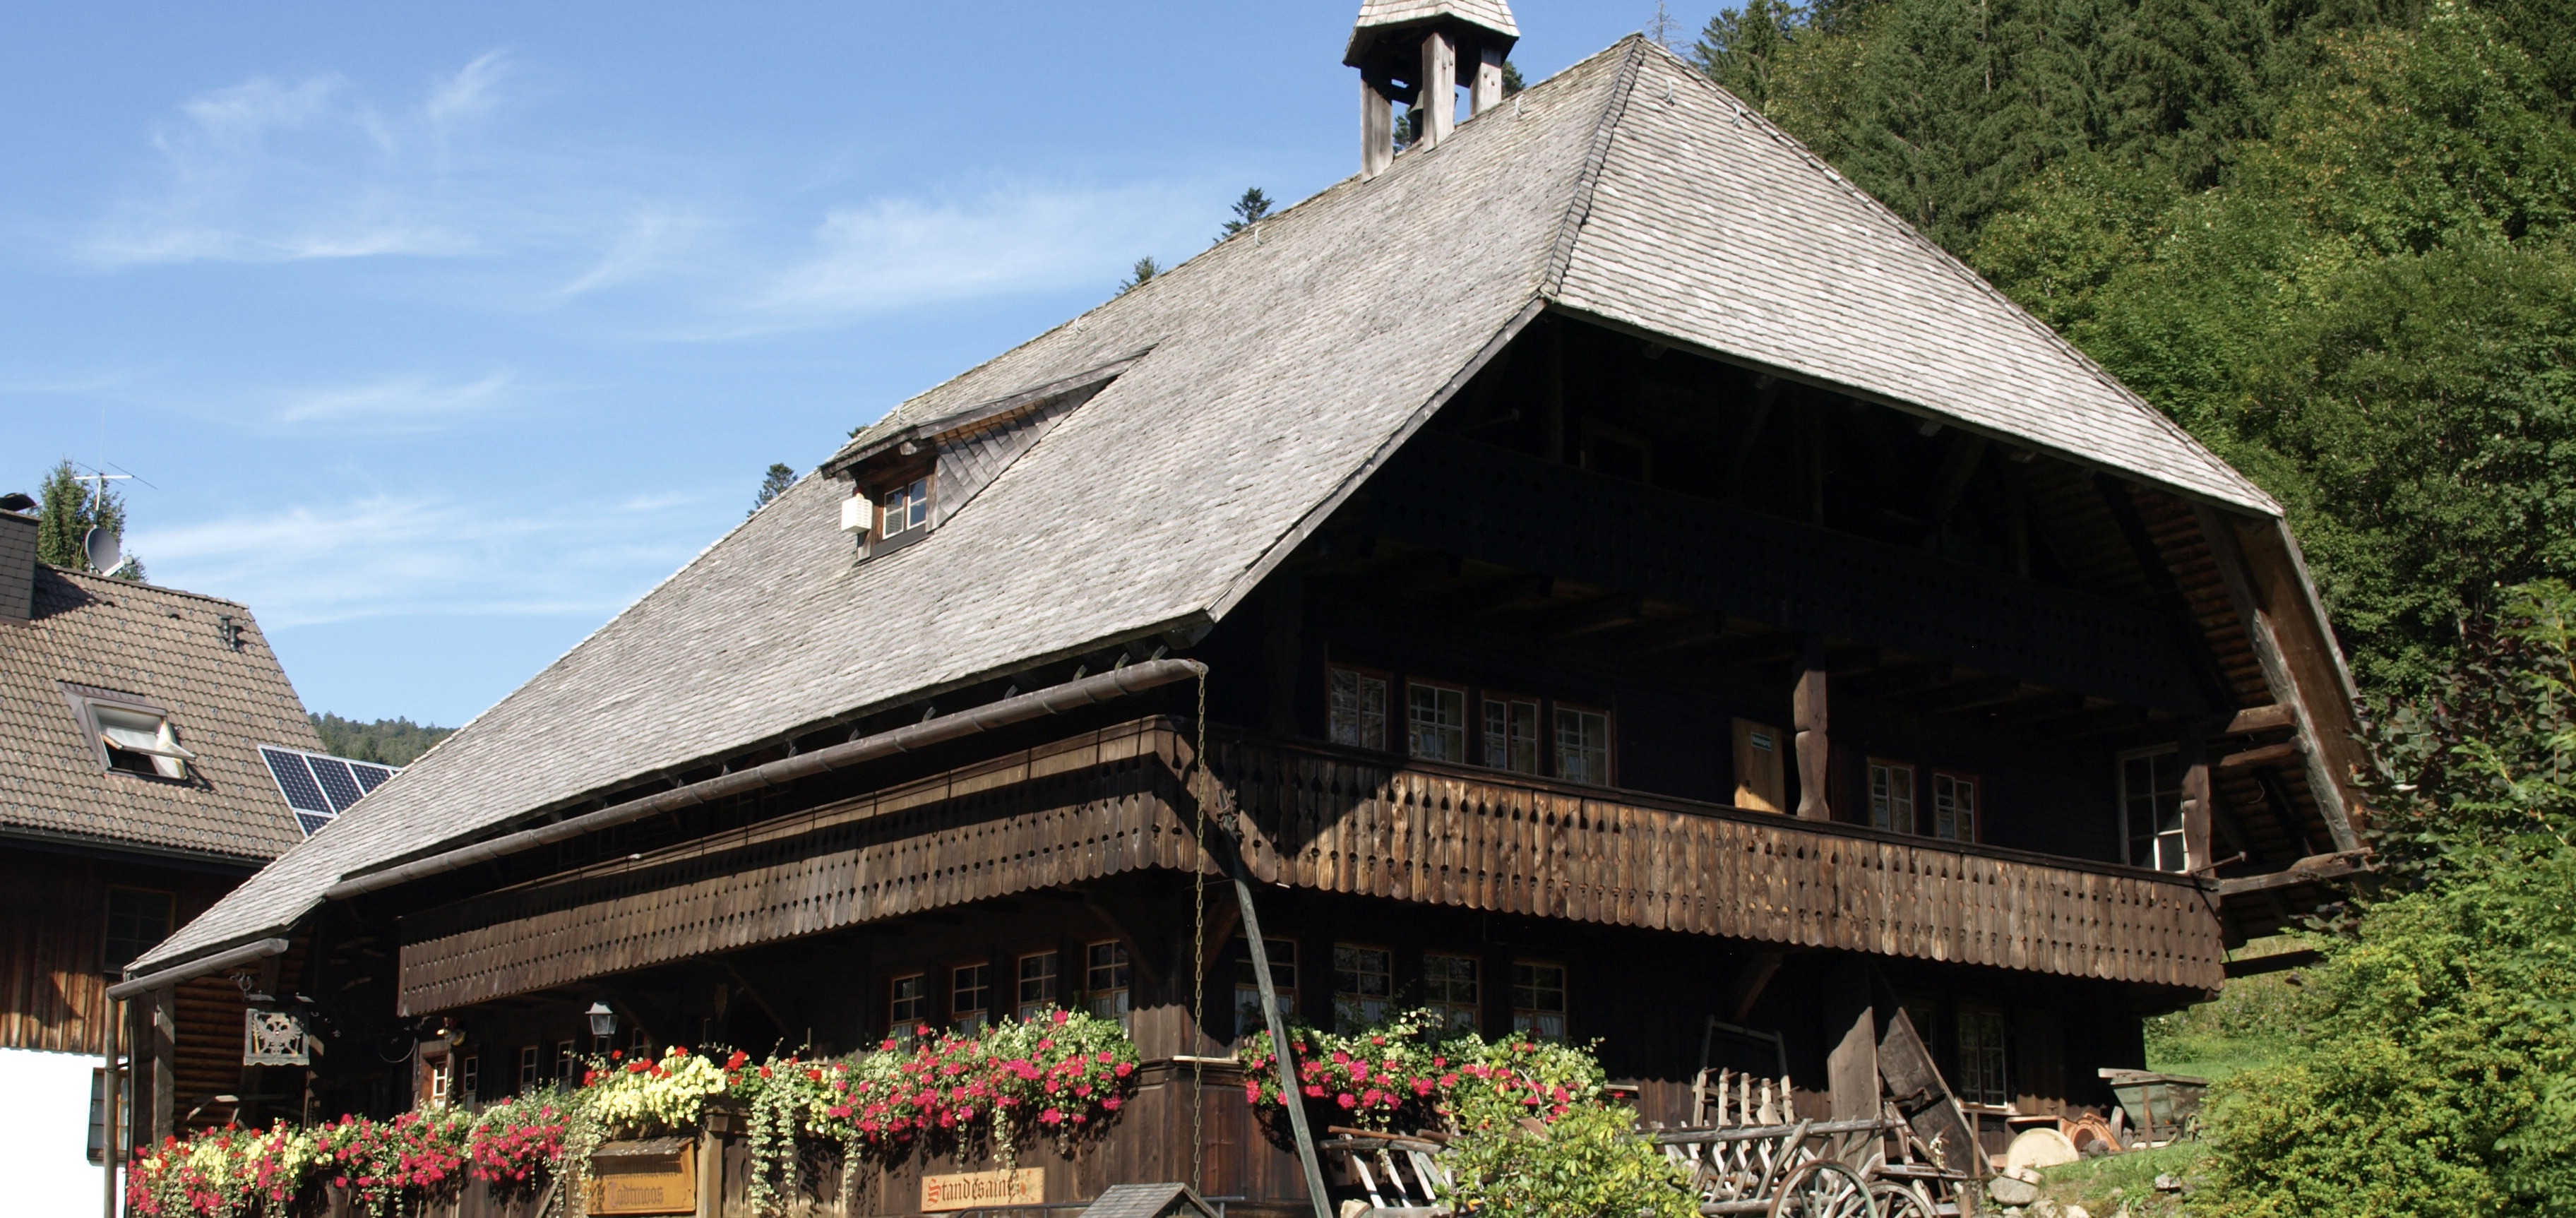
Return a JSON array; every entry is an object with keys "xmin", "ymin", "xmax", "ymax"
[
  {"xmin": 882, "ymin": 477, "xmax": 930, "ymax": 539},
  {"xmin": 61, "ymin": 685, "xmax": 195, "ymax": 780}
]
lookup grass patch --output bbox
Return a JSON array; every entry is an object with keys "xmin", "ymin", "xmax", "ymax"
[
  {"xmin": 2037, "ymin": 1142, "xmax": 2206, "ymax": 1217},
  {"xmin": 2142, "ymin": 937, "xmax": 2313, "ymax": 1083}
]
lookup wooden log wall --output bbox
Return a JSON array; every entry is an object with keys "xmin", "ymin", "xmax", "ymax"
[
  {"xmin": 399, "ymin": 721, "xmax": 2226, "ymax": 1015},
  {"xmin": 0, "ymin": 847, "xmax": 250, "ymax": 1057}
]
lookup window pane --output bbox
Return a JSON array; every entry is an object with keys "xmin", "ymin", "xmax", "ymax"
[
  {"xmin": 1869, "ymin": 761, "xmax": 1916, "ymax": 834},
  {"xmin": 1332, "ymin": 945, "xmax": 1392, "ymax": 1028},
  {"xmin": 2123, "ymin": 752, "xmax": 2188, "ymax": 872},
  {"xmin": 1329, "ymin": 668, "xmax": 1389, "ymax": 751},
  {"xmin": 952, "ymin": 963, "xmax": 990, "ymax": 1032},
  {"xmin": 1556, "ymin": 708, "xmax": 1610, "ymax": 786},
  {"xmin": 1933, "ymin": 774, "xmax": 1977, "ymax": 842},
  {"xmin": 1483, "ymin": 698, "xmax": 1539, "ymax": 774},
  {"xmin": 1510, "ymin": 960, "xmax": 1568, "ymax": 1041},
  {"xmin": 1408, "ymin": 684, "xmax": 1467, "ymax": 763},
  {"xmin": 1957, "ymin": 1010, "xmax": 2009, "ymax": 1105},
  {"xmin": 1232, "ymin": 937, "xmax": 1296, "ymax": 1039},
  {"xmin": 103, "ymin": 888, "xmax": 173, "ymax": 973},
  {"xmin": 1425, "ymin": 953, "xmax": 1480, "ymax": 1032},
  {"xmin": 1016, "ymin": 952, "xmax": 1059, "ymax": 1021},
  {"xmin": 890, "ymin": 974, "xmax": 927, "ymax": 1028},
  {"xmin": 1085, "ymin": 941, "xmax": 1132, "ymax": 1026}
]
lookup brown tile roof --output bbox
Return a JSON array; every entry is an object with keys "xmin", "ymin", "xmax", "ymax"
[{"xmin": 1, "ymin": 562, "xmax": 318, "ymax": 864}]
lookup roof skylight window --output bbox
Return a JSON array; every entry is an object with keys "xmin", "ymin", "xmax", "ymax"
[{"xmin": 94, "ymin": 703, "xmax": 192, "ymax": 779}]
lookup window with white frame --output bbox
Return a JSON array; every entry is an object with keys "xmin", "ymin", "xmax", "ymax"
[
  {"xmin": 1957, "ymin": 1009, "xmax": 2009, "ymax": 1105},
  {"xmin": 1408, "ymin": 682, "xmax": 1468, "ymax": 763},
  {"xmin": 1424, "ymin": 953, "xmax": 1481, "ymax": 1033},
  {"xmin": 1931, "ymin": 772, "xmax": 1979, "ymax": 842},
  {"xmin": 1868, "ymin": 759, "xmax": 1916, "ymax": 835},
  {"xmin": 1555, "ymin": 707, "xmax": 1611, "ymax": 786},
  {"xmin": 881, "ymin": 477, "xmax": 931, "ymax": 539},
  {"xmin": 1511, "ymin": 960, "xmax": 1568, "ymax": 1041},
  {"xmin": 2121, "ymin": 748, "xmax": 2188, "ymax": 872},
  {"xmin": 1482, "ymin": 695, "xmax": 1540, "ymax": 775},
  {"xmin": 1332, "ymin": 944, "xmax": 1392, "ymax": 1028},
  {"xmin": 951, "ymin": 963, "xmax": 991, "ymax": 1033},
  {"xmin": 519, "ymin": 1045, "xmax": 540, "ymax": 1091},
  {"xmin": 1233, "ymin": 936, "xmax": 1298, "ymax": 1039},
  {"xmin": 554, "ymin": 1040, "xmax": 577, "ymax": 1085},
  {"xmin": 889, "ymin": 973, "xmax": 928, "ymax": 1032},
  {"xmin": 1016, "ymin": 950, "xmax": 1059, "ymax": 1022},
  {"xmin": 1328, "ymin": 666, "xmax": 1390, "ymax": 751},
  {"xmin": 1086, "ymin": 941, "xmax": 1132, "ymax": 1025},
  {"xmin": 460, "ymin": 1055, "xmax": 479, "ymax": 1102}
]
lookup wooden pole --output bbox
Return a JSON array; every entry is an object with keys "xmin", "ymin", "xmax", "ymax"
[
  {"xmin": 1794, "ymin": 638, "xmax": 1831, "ymax": 821},
  {"xmin": 1232, "ymin": 876, "xmax": 1332, "ymax": 1218},
  {"xmin": 1361, "ymin": 79, "xmax": 1393, "ymax": 179},
  {"xmin": 1469, "ymin": 44, "xmax": 1505, "ymax": 115},
  {"xmin": 1416, "ymin": 30, "xmax": 1457, "ymax": 150},
  {"xmin": 2179, "ymin": 726, "xmax": 2212, "ymax": 873},
  {"xmin": 101, "ymin": 997, "xmax": 121, "ymax": 1218}
]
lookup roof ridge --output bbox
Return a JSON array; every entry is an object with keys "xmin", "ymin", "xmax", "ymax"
[
  {"xmin": 1628, "ymin": 44, "xmax": 2271, "ymax": 509},
  {"xmin": 49, "ymin": 566, "xmax": 257, "ymax": 611},
  {"xmin": 1540, "ymin": 36, "xmax": 1649, "ymax": 299}
]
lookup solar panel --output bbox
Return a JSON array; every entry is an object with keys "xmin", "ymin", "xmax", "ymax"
[
  {"xmin": 260, "ymin": 747, "xmax": 333, "ymax": 816},
  {"xmin": 258, "ymin": 745, "xmax": 401, "ymax": 835},
  {"xmin": 306, "ymin": 756, "xmax": 364, "ymax": 813}
]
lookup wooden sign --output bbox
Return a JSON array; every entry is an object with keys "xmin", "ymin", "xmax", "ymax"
[
  {"xmin": 588, "ymin": 1139, "xmax": 697, "ymax": 1215},
  {"xmin": 922, "ymin": 1167, "xmax": 1044, "ymax": 1212}
]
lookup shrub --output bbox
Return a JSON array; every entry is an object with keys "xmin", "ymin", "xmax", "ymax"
[{"xmin": 1440, "ymin": 1101, "xmax": 1698, "ymax": 1218}]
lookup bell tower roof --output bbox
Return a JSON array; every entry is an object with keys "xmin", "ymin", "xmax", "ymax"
[{"xmin": 1344, "ymin": 0, "xmax": 1519, "ymax": 79}]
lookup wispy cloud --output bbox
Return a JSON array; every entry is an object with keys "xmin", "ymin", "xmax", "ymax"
[
  {"xmin": 747, "ymin": 181, "xmax": 1210, "ymax": 325},
  {"xmin": 129, "ymin": 491, "xmax": 710, "ymax": 628},
  {"xmin": 273, "ymin": 371, "xmax": 517, "ymax": 427},
  {"xmin": 87, "ymin": 54, "xmax": 514, "ymax": 266}
]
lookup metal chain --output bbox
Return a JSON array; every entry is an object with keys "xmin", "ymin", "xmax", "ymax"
[{"xmin": 1191, "ymin": 670, "xmax": 1208, "ymax": 1194}]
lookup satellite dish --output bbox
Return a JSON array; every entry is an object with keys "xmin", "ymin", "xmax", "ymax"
[{"xmin": 83, "ymin": 525, "xmax": 121, "ymax": 574}]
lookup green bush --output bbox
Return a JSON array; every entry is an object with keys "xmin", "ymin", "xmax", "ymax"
[{"xmin": 1441, "ymin": 1101, "xmax": 1698, "ymax": 1218}]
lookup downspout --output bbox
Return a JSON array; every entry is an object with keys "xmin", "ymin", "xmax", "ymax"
[{"xmin": 323, "ymin": 657, "xmax": 1207, "ymax": 902}]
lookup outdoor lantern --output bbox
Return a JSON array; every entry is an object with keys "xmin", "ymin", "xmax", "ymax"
[{"xmin": 586, "ymin": 1001, "xmax": 617, "ymax": 1039}]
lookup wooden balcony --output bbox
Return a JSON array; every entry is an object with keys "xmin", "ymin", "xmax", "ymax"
[
  {"xmin": 396, "ymin": 719, "xmax": 2223, "ymax": 1014},
  {"xmin": 1210, "ymin": 733, "xmax": 2225, "ymax": 992}
]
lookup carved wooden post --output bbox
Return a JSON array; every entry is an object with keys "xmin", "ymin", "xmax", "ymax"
[
  {"xmin": 1794, "ymin": 638, "xmax": 1831, "ymax": 821},
  {"xmin": 1416, "ymin": 30, "xmax": 1457, "ymax": 150},
  {"xmin": 2180, "ymin": 726, "xmax": 2212, "ymax": 872}
]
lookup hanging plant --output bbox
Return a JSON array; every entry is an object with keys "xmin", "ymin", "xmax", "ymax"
[{"xmin": 1239, "ymin": 1006, "xmax": 1603, "ymax": 1133}]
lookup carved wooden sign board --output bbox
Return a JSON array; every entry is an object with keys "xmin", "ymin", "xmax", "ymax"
[
  {"xmin": 587, "ymin": 1139, "xmax": 696, "ymax": 1215},
  {"xmin": 922, "ymin": 1167, "xmax": 1044, "ymax": 1212}
]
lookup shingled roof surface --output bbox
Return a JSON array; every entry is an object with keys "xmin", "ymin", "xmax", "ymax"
[
  {"xmin": 141, "ymin": 40, "xmax": 2277, "ymax": 972},
  {"xmin": 1, "ymin": 563, "xmax": 318, "ymax": 864}
]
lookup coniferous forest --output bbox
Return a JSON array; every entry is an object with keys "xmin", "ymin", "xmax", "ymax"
[{"xmin": 1693, "ymin": 4, "xmax": 2576, "ymax": 1212}]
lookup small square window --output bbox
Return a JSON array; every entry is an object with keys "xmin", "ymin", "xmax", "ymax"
[
  {"xmin": 1511, "ymin": 960, "xmax": 1568, "ymax": 1041},
  {"xmin": 1407, "ymin": 682, "xmax": 1468, "ymax": 763},
  {"xmin": 427, "ymin": 1055, "xmax": 451, "ymax": 1106},
  {"xmin": 1868, "ymin": 759, "xmax": 1916, "ymax": 835},
  {"xmin": 1232, "ymin": 936, "xmax": 1297, "ymax": 1040},
  {"xmin": 951, "ymin": 963, "xmax": 991, "ymax": 1034},
  {"xmin": 1424, "ymin": 953, "xmax": 1481, "ymax": 1033},
  {"xmin": 1086, "ymin": 941, "xmax": 1133, "ymax": 1026},
  {"xmin": 1482, "ymin": 696, "xmax": 1539, "ymax": 775},
  {"xmin": 1332, "ymin": 944, "xmax": 1392, "ymax": 1029},
  {"xmin": 889, "ymin": 973, "xmax": 928, "ymax": 1032},
  {"xmin": 1932, "ymin": 772, "xmax": 1979, "ymax": 842},
  {"xmin": 1329, "ymin": 666, "xmax": 1390, "ymax": 751},
  {"xmin": 1555, "ymin": 706, "xmax": 1611, "ymax": 786},
  {"xmin": 104, "ymin": 887, "xmax": 173, "ymax": 974},
  {"xmin": 1016, "ymin": 950, "xmax": 1059, "ymax": 1022},
  {"xmin": 2121, "ymin": 749, "xmax": 2188, "ymax": 872}
]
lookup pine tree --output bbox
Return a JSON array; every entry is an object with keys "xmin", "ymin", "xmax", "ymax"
[
  {"xmin": 1117, "ymin": 256, "xmax": 1162, "ymax": 294},
  {"xmin": 1693, "ymin": 0, "xmax": 1799, "ymax": 109},
  {"xmin": 33, "ymin": 458, "xmax": 141, "ymax": 580},
  {"xmin": 1220, "ymin": 188, "xmax": 1275, "ymax": 240},
  {"xmin": 751, "ymin": 462, "xmax": 796, "ymax": 515}
]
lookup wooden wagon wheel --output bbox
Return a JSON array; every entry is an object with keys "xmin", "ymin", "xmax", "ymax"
[
  {"xmin": 1767, "ymin": 1159, "xmax": 1879, "ymax": 1218},
  {"xmin": 1868, "ymin": 1180, "xmax": 1938, "ymax": 1218}
]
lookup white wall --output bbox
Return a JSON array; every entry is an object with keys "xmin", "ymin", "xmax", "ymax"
[{"xmin": 0, "ymin": 1048, "xmax": 111, "ymax": 1217}]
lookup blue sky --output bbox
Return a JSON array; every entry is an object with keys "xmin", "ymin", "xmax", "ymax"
[{"xmin": 5, "ymin": 2, "xmax": 1693, "ymax": 727}]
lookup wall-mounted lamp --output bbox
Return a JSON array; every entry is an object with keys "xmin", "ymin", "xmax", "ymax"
[{"xmin": 586, "ymin": 1001, "xmax": 617, "ymax": 1041}]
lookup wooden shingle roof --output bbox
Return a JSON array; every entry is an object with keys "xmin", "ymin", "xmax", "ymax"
[
  {"xmin": 1, "ymin": 563, "xmax": 317, "ymax": 864},
  {"xmin": 142, "ymin": 39, "xmax": 2279, "ymax": 972}
]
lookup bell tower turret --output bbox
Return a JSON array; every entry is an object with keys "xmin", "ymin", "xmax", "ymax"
[{"xmin": 1345, "ymin": 1, "xmax": 1520, "ymax": 177}]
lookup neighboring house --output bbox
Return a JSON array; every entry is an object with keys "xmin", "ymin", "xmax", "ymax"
[
  {"xmin": 0, "ymin": 503, "xmax": 382, "ymax": 1212},
  {"xmin": 135, "ymin": 8, "xmax": 2365, "ymax": 1212}
]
